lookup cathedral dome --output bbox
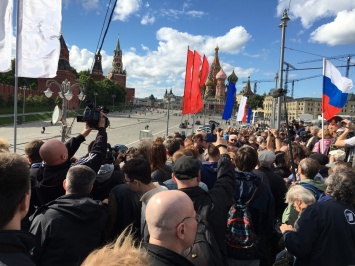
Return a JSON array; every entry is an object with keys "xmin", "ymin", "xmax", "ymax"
[
  {"xmin": 227, "ymin": 70, "xmax": 238, "ymax": 83},
  {"xmin": 205, "ymin": 78, "xmax": 213, "ymax": 86},
  {"xmin": 216, "ymin": 68, "xmax": 227, "ymax": 79}
]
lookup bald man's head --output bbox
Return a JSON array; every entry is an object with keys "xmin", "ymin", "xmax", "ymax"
[
  {"xmin": 39, "ymin": 139, "xmax": 68, "ymax": 165},
  {"xmin": 146, "ymin": 190, "xmax": 197, "ymax": 253}
]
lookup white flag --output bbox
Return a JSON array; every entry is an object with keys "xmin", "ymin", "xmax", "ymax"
[
  {"xmin": 0, "ymin": 0, "xmax": 13, "ymax": 72},
  {"xmin": 17, "ymin": 0, "xmax": 62, "ymax": 78},
  {"xmin": 236, "ymin": 96, "xmax": 247, "ymax": 122}
]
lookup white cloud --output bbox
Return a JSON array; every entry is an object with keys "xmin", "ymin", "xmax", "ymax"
[
  {"xmin": 310, "ymin": 9, "xmax": 355, "ymax": 45},
  {"xmin": 141, "ymin": 44, "xmax": 150, "ymax": 51},
  {"xmin": 114, "ymin": 0, "xmax": 142, "ymax": 21},
  {"xmin": 185, "ymin": 10, "xmax": 205, "ymax": 18},
  {"xmin": 68, "ymin": 26, "xmax": 254, "ymax": 98},
  {"xmin": 141, "ymin": 14, "xmax": 155, "ymax": 25},
  {"xmin": 81, "ymin": 0, "xmax": 99, "ymax": 10},
  {"xmin": 277, "ymin": 0, "xmax": 355, "ymax": 29},
  {"xmin": 68, "ymin": 45, "xmax": 113, "ymax": 73}
]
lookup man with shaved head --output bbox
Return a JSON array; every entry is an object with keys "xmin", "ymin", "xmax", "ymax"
[
  {"xmin": 144, "ymin": 190, "xmax": 196, "ymax": 266},
  {"xmin": 35, "ymin": 112, "xmax": 107, "ymax": 206}
]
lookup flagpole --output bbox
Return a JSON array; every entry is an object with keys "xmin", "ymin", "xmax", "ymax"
[
  {"xmin": 277, "ymin": 9, "xmax": 290, "ymax": 130},
  {"xmin": 13, "ymin": 0, "xmax": 21, "ymax": 152},
  {"xmin": 321, "ymin": 58, "xmax": 326, "ymax": 154}
]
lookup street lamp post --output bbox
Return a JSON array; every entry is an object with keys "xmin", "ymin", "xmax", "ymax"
[
  {"xmin": 277, "ymin": 9, "xmax": 290, "ymax": 129},
  {"xmin": 20, "ymin": 86, "xmax": 29, "ymax": 122},
  {"xmin": 94, "ymin": 92, "xmax": 98, "ymax": 106},
  {"xmin": 112, "ymin": 95, "xmax": 116, "ymax": 111},
  {"xmin": 164, "ymin": 89, "xmax": 175, "ymax": 138},
  {"xmin": 44, "ymin": 79, "xmax": 85, "ymax": 142}
]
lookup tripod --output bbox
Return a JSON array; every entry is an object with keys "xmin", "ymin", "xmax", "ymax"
[{"xmin": 274, "ymin": 89, "xmax": 297, "ymax": 181}]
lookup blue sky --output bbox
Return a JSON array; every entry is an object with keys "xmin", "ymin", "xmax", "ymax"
[{"xmin": 16, "ymin": 0, "xmax": 355, "ymax": 99}]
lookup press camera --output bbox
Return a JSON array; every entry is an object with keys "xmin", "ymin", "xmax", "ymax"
[{"xmin": 77, "ymin": 100, "xmax": 110, "ymax": 129}]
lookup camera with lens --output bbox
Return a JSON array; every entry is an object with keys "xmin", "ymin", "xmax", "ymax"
[
  {"xmin": 77, "ymin": 100, "xmax": 110, "ymax": 129},
  {"xmin": 299, "ymin": 131, "xmax": 312, "ymax": 142}
]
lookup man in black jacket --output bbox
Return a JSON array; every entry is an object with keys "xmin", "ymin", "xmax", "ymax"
[
  {"xmin": 144, "ymin": 190, "xmax": 196, "ymax": 266},
  {"xmin": 30, "ymin": 165, "xmax": 107, "ymax": 266},
  {"xmin": 22, "ymin": 139, "xmax": 44, "ymax": 231},
  {"xmin": 172, "ymin": 154, "xmax": 235, "ymax": 264},
  {"xmin": 0, "ymin": 153, "xmax": 36, "ymax": 266},
  {"xmin": 35, "ymin": 112, "xmax": 107, "ymax": 206},
  {"xmin": 258, "ymin": 150, "xmax": 287, "ymax": 219}
]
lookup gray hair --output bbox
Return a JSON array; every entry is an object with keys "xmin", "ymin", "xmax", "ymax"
[
  {"xmin": 299, "ymin": 158, "xmax": 319, "ymax": 179},
  {"xmin": 285, "ymin": 185, "xmax": 316, "ymax": 206},
  {"xmin": 256, "ymin": 136, "xmax": 264, "ymax": 144},
  {"xmin": 66, "ymin": 165, "xmax": 96, "ymax": 194},
  {"xmin": 325, "ymin": 169, "xmax": 355, "ymax": 205},
  {"xmin": 310, "ymin": 125, "xmax": 320, "ymax": 133}
]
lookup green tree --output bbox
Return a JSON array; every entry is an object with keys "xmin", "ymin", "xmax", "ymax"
[
  {"xmin": 0, "ymin": 59, "xmax": 37, "ymax": 88},
  {"xmin": 248, "ymin": 94, "xmax": 264, "ymax": 109},
  {"xmin": 6, "ymin": 94, "xmax": 14, "ymax": 107},
  {"xmin": 0, "ymin": 94, "xmax": 6, "ymax": 108}
]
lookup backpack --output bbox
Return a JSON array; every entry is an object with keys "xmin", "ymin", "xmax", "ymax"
[
  {"xmin": 300, "ymin": 183, "xmax": 323, "ymax": 201},
  {"xmin": 225, "ymin": 183, "xmax": 264, "ymax": 260},
  {"xmin": 182, "ymin": 196, "xmax": 223, "ymax": 266}
]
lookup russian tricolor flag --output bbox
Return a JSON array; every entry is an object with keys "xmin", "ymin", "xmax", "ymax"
[{"xmin": 322, "ymin": 59, "xmax": 353, "ymax": 120}]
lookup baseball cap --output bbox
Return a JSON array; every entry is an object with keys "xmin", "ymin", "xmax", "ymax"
[
  {"xmin": 329, "ymin": 149, "xmax": 346, "ymax": 161},
  {"xmin": 258, "ymin": 150, "xmax": 276, "ymax": 164},
  {"xmin": 172, "ymin": 156, "xmax": 200, "ymax": 180}
]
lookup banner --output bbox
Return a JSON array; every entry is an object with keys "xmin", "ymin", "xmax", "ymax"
[
  {"xmin": 236, "ymin": 96, "xmax": 247, "ymax": 122},
  {"xmin": 182, "ymin": 48, "xmax": 194, "ymax": 115},
  {"xmin": 190, "ymin": 50, "xmax": 202, "ymax": 113},
  {"xmin": 0, "ymin": 0, "xmax": 13, "ymax": 72},
  {"xmin": 322, "ymin": 59, "xmax": 353, "ymax": 120},
  {"xmin": 222, "ymin": 82, "xmax": 236, "ymax": 120},
  {"xmin": 17, "ymin": 0, "xmax": 62, "ymax": 77}
]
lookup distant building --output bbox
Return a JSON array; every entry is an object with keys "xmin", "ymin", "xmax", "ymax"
[{"xmin": 93, "ymin": 35, "xmax": 135, "ymax": 105}]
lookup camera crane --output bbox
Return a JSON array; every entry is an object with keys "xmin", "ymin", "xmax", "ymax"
[
  {"xmin": 285, "ymin": 75, "xmax": 322, "ymax": 98},
  {"xmin": 242, "ymin": 78, "xmax": 275, "ymax": 94},
  {"xmin": 283, "ymin": 61, "xmax": 297, "ymax": 95},
  {"xmin": 299, "ymin": 54, "xmax": 355, "ymax": 78}
]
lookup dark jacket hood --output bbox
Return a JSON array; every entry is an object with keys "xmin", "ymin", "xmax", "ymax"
[
  {"xmin": 0, "ymin": 230, "xmax": 37, "ymax": 252},
  {"xmin": 201, "ymin": 161, "xmax": 218, "ymax": 173},
  {"xmin": 32, "ymin": 193, "xmax": 105, "ymax": 222},
  {"xmin": 234, "ymin": 170, "xmax": 262, "ymax": 205}
]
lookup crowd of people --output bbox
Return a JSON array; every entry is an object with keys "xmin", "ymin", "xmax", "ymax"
[{"xmin": 0, "ymin": 112, "xmax": 355, "ymax": 266}]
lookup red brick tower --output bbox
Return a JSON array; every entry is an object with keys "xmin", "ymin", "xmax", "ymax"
[
  {"xmin": 91, "ymin": 53, "xmax": 104, "ymax": 81},
  {"xmin": 107, "ymin": 35, "xmax": 126, "ymax": 89}
]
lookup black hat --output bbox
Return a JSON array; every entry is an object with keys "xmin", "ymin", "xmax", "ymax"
[
  {"xmin": 309, "ymin": 153, "xmax": 329, "ymax": 166},
  {"xmin": 172, "ymin": 156, "xmax": 200, "ymax": 180}
]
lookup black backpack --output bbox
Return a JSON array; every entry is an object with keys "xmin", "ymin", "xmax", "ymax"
[
  {"xmin": 226, "ymin": 183, "xmax": 264, "ymax": 260},
  {"xmin": 182, "ymin": 196, "xmax": 224, "ymax": 266}
]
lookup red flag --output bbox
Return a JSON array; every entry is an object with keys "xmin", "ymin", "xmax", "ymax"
[
  {"xmin": 242, "ymin": 104, "xmax": 248, "ymax": 123},
  {"xmin": 190, "ymin": 50, "xmax": 203, "ymax": 114},
  {"xmin": 182, "ymin": 48, "xmax": 194, "ymax": 115},
  {"xmin": 199, "ymin": 55, "xmax": 209, "ymax": 88}
]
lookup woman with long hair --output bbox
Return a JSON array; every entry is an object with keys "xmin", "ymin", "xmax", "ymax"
[
  {"xmin": 150, "ymin": 143, "xmax": 172, "ymax": 183},
  {"xmin": 312, "ymin": 128, "xmax": 333, "ymax": 155}
]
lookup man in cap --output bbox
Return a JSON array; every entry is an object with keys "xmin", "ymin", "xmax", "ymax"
[
  {"xmin": 258, "ymin": 150, "xmax": 287, "ymax": 220},
  {"xmin": 172, "ymin": 154, "xmax": 235, "ymax": 264},
  {"xmin": 326, "ymin": 149, "xmax": 346, "ymax": 168}
]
